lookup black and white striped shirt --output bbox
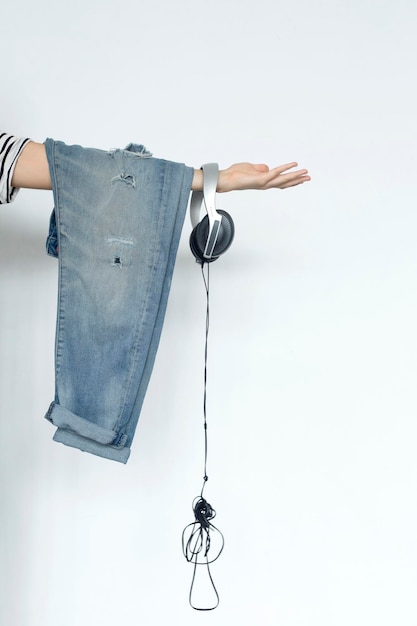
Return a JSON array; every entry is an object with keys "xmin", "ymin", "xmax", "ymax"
[{"xmin": 0, "ymin": 133, "xmax": 31, "ymax": 204}]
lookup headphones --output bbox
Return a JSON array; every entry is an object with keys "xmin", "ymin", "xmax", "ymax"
[{"xmin": 189, "ymin": 163, "xmax": 235, "ymax": 264}]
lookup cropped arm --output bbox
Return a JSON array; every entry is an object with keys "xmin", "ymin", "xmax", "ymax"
[
  {"xmin": 10, "ymin": 141, "xmax": 52, "ymax": 191},
  {"xmin": 11, "ymin": 141, "xmax": 310, "ymax": 195}
]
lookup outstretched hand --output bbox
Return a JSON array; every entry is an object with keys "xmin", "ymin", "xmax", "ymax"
[
  {"xmin": 191, "ymin": 161, "xmax": 310, "ymax": 193},
  {"xmin": 217, "ymin": 162, "xmax": 310, "ymax": 192}
]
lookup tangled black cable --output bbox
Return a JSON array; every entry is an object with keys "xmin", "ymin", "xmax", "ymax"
[{"xmin": 181, "ymin": 264, "xmax": 225, "ymax": 611}]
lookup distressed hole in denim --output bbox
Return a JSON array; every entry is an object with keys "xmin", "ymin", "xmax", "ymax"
[
  {"xmin": 105, "ymin": 237, "xmax": 134, "ymax": 246},
  {"xmin": 123, "ymin": 144, "xmax": 153, "ymax": 157},
  {"xmin": 108, "ymin": 145, "xmax": 152, "ymax": 158},
  {"xmin": 111, "ymin": 172, "xmax": 136, "ymax": 188},
  {"xmin": 106, "ymin": 236, "xmax": 133, "ymax": 268}
]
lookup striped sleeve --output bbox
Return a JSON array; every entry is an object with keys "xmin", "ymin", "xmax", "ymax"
[{"xmin": 0, "ymin": 133, "xmax": 31, "ymax": 204}]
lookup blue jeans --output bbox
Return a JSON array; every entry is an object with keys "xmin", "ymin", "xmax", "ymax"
[{"xmin": 44, "ymin": 139, "xmax": 193, "ymax": 462}]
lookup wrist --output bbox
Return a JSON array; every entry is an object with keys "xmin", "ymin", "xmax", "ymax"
[
  {"xmin": 191, "ymin": 168, "xmax": 228, "ymax": 193},
  {"xmin": 191, "ymin": 169, "xmax": 203, "ymax": 191},
  {"xmin": 216, "ymin": 169, "xmax": 228, "ymax": 193}
]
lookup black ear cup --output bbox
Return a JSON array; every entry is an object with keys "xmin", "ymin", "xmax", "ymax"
[{"xmin": 189, "ymin": 210, "xmax": 235, "ymax": 263}]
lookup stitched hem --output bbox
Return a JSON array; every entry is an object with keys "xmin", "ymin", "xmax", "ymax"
[
  {"xmin": 45, "ymin": 402, "xmax": 130, "ymax": 463},
  {"xmin": 52, "ymin": 429, "xmax": 130, "ymax": 463}
]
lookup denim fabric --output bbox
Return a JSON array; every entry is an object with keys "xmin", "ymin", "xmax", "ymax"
[{"xmin": 44, "ymin": 139, "xmax": 193, "ymax": 462}]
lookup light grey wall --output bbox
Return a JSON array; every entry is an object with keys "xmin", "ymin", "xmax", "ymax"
[{"xmin": 1, "ymin": 1, "xmax": 417, "ymax": 624}]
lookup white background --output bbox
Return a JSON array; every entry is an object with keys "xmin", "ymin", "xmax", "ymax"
[{"xmin": 1, "ymin": 1, "xmax": 417, "ymax": 624}]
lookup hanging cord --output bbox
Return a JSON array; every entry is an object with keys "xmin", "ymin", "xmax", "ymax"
[{"xmin": 182, "ymin": 263, "xmax": 225, "ymax": 610}]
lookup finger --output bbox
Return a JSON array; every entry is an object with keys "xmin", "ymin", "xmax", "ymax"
[
  {"xmin": 278, "ymin": 176, "xmax": 311, "ymax": 189},
  {"xmin": 250, "ymin": 167, "xmax": 301, "ymax": 189},
  {"xmin": 263, "ymin": 169, "xmax": 309, "ymax": 189},
  {"xmin": 269, "ymin": 162, "xmax": 299, "ymax": 175}
]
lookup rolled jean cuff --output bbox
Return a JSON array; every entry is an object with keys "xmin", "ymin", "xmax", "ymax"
[{"xmin": 45, "ymin": 402, "xmax": 131, "ymax": 463}]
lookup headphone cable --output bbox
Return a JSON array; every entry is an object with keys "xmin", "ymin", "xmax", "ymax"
[
  {"xmin": 182, "ymin": 262, "xmax": 225, "ymax": 610},
  {"xmin": 201, "ymin": 262, "xmax": 210, "ymax": 498}
]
